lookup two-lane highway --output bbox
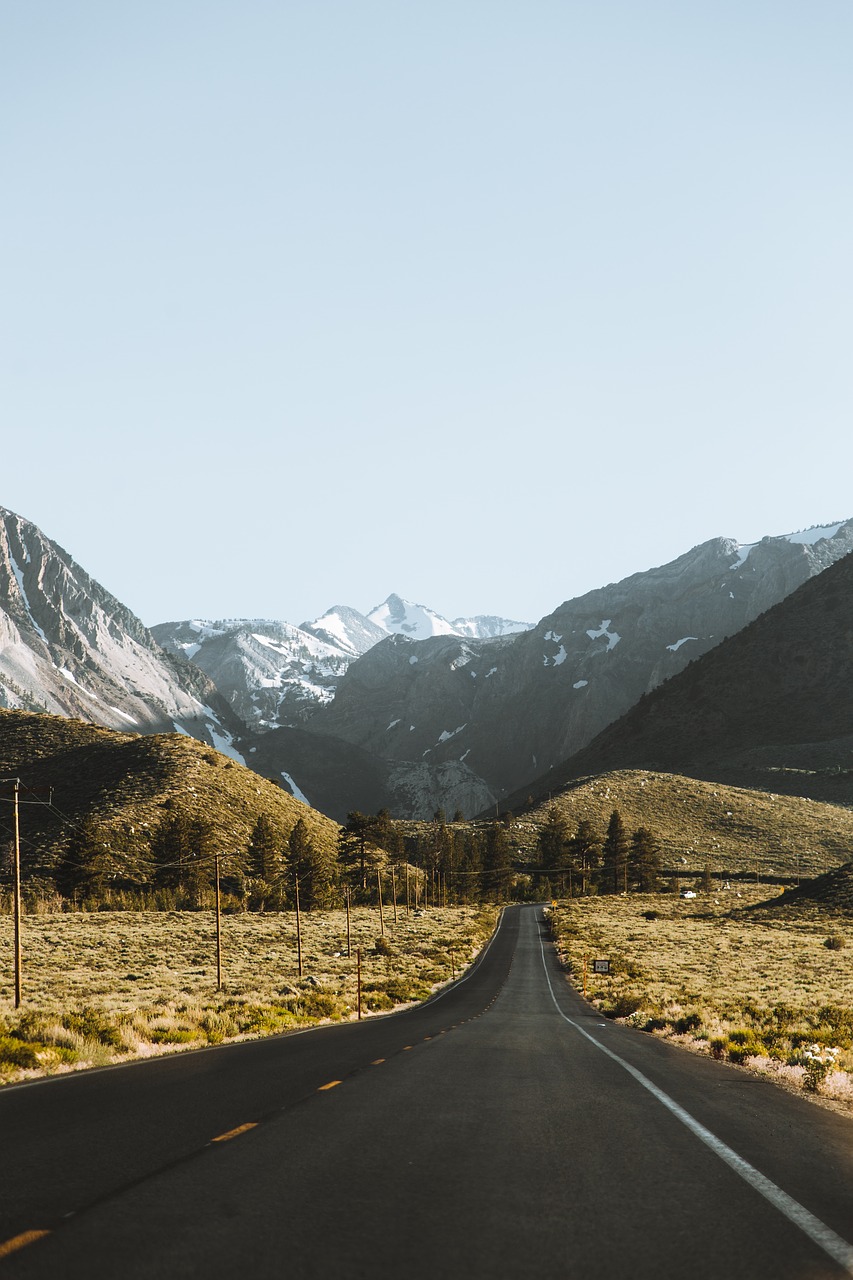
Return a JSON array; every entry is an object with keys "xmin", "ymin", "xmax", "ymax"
[{"xmin": 3, "ymin": 906, "xmax": 853, "ymax": 1278}]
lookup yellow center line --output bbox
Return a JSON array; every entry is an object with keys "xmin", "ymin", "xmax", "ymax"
[
  {"xmin": 403, "ymin": 1045, "xmax": 413, "ymax": 1051},
  {"xmin": 318, "ymin": 1080, "xmax": 342, "ymax": 1091},
  {"xmin": 372, "ymin": 1058, "xmax": 385, "ymax": 1065},
  {"xmin": 0, "ymin": 1231, "xmax": 51, "ymax": 1260},
  {"xmin": 211, "ymin": 1123, "xmax": 258, "ymax": 1143}
]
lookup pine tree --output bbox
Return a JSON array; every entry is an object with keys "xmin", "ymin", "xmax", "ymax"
[
  {"xmin": 150, "ymin": 814, "xmax": 214, "ymax": 906},
  {"xmin": 538, "ymin": 806, "xmax": 570, "ymax": 896},
  {"xmin": 630, "ymin": 827, "xmax": 661, "ymax": 892},
  {"xmin": 338, "ymin": 811, "xmax": 375, "ymax": 887},
  {"xmin": 481, "ymin": 822, "xmax": 512, "ymax": 901},
  {"xmin": 570, "ymin": 819, "xmax": 600, "ymax": 895},
  {"xmin": 150, "ymin": 814, "xmax": 195, "ymax": 891},
  {"xmin": 456, "ymin": 829, "xmax": 484, "ymax": 903},
  {"xmin": 55, "ymin": 819, "xmax": 118, "ymax": 901},
  {"xmin": 289, "ymin": 818, "xmax": 335, "ymax": 910},
  {"xmin": 600, "ymin": 810, "xmax": 629, "ymax": 894},
  {"xmin": 247, "ymin": 814, "xmax": 283, "ymax": 883}
]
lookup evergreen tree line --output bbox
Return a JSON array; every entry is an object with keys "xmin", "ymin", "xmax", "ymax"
[
  {"xmin": 538, "ymin": 807, "xmax": 662, "ymax": 895},
  {"xmin": 337, "ymin": 810, "xmax": 516, "ymax": 904},
  {"xmin": 50, "ymin": 812, "xmax": 337, "ymax": 910},
  {"xmin": 42, "ymin": 807, "xmax": 517, "ymax": 909},
  {"xmin": 9, "ymin": 803, "xmax": 662, "ymax": 909}
]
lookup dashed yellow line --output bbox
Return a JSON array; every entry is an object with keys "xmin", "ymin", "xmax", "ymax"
[
  {"xmin": 211, "ymin": 1123, "xmax": 258, "ymax": 1143},
  {"xmin": 0, "ymin": 1231, "xmax": 51, "ymax": 1259},
  {"xmin": 318, "ymin": 1080, "xmax": 342, "ymax": 1091},
  {"xmin": 372, "ymin": 1058, "xmax": 385, "ymax": 1065}
]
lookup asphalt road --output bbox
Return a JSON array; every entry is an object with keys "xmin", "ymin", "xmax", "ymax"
[{"xmin": 2, "ymin": 905, "xmax": 853, "ymax": 1278}]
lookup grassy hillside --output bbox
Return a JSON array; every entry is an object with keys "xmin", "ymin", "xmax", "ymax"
[
  {"xmin": 0, "ymin": 709, "xmax": 340, "ymax": 880},
  {"xmin": 512, "ymin": 770, "xmax": 853, "ymax": 879}
]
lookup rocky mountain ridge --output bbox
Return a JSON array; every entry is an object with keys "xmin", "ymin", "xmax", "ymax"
[
  {"xmin": 303, "ymin": 521, "xmax": 853, "ymax": 802},
  {"xmin": 152, "ymin": 594, "xmax": 532, "ymax": 732},
  {"xmin": 0, "ymin": 507, "xmax": 242, "ymax": 753},
  {"xmin": 511, "ymin": 543, "xmax": 853, "ymax": 809}
]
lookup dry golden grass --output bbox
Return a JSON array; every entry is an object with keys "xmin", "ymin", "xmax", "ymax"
[
  {"xmin": 0, "ymin": 905, "xmax": 495, "ymax": 1084},
  {"xmin": 548, "ymin": 888, "xmax": 853, "ymax": 1110}
]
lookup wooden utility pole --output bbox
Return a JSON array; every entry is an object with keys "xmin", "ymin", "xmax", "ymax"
[
  {"xmin": 214, "ymin": 851, "xmax": 223, "ymax": 991},
  {"xmin": 12, "ymin": 779, "xmax": 21, "ymax": 1009},
  {"xmin": 357, "ymin": 947, "xmax": 362, "ymax": 1021},
  {"xmin": 391, "ymin": 867, "xmax": 398, "ymax": 924},
  {"xmin": 345, "ymin": 886, "xmax": 351, "ymax": 958},
  {"xmin": 377, "ymin": 870, "xmax": 385, "ymax": 936},
  {"xmin": 405, "ymin": 866, "xmax": 410, "ymax": 915},
  {"xmin": 295, "ymin": 878, "xmax": 303, "ymax": 977}
]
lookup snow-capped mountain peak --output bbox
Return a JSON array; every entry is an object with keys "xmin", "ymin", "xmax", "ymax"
[
  {"xmin": 300, "ymin": 605, "xmax": 386, "ymax": 657},
  {"xmin": 367, "ymin": 594, "xmax": 460, "ymax": 641},
  {"xmin": 367, "ymin": 594, "xmax": 533, "ymax": 643}
]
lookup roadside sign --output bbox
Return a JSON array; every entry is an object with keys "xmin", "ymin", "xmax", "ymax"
[{"xmin": 593, "ymin": 959, "xmax": 611, "ymax": 974}]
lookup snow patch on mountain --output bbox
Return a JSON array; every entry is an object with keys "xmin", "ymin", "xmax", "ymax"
[
  {"xmin": 666, "ymin": 637, "xmax": 698, "ymax": 652},
  {"xmin": 786, "ymin": 522, "xmax": 844, "ymax": 546},
  {"xmin": 437, "ymin": 725, "xmax": 467, "ymax": 743},
  {"xmin": 586, "ymin": 620, "xmax": 622, "ymax": 650},
  {"xmin": 281, "ymin": 771, "xmax": 310, "ymax": 805}
]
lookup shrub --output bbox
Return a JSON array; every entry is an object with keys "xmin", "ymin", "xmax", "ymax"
[
  {"xmin": 295, "ymin": 991, "xmax": 342, "ymax": 1020},
  {"xmin": 726, "ymin": 1028, "xmax": 764, "ymax": 1064},
  {"xmin": 603, "ymin": 993, "xmax": 644, "ymax": 1019},
  {"xmin": 825, "ymin": 935, "xmax": 846, "ymax": 951},
  {"xmin": 674, "ymin": 1013, "xmax": 702, "ymax": 1035},
  {"xmin": 62, "ymin": 1008, "xmax": 124, "ymax": 1048},
  {"xmin": 384, "ymin": 977, "xmax": 430, "ymax": 1004},
  {"xmin": 0, "ymin": 1036, "xmax": 41, "ymax": 1069},
  {"xmin": 364, "ymin": 990, "xmax": 394, "ymax": 1011},
  {"xmin": 149, "ymin": 1028, "xmax": 198, "ymax": 1045},
  {"xmin": 798, "ymin": 1045, "xmax": 840, "ymax": 1092}
]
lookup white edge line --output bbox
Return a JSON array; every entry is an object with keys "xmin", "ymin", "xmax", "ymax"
[{"xmin": 537, "ymin": 911, "xmax": 853, "ymax": 1276}]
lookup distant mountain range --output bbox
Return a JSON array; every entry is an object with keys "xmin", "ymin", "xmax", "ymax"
[
  {"xmin": 2, "ymin": 502, "xmax": 851, "ymax": 821},
  {"xmin": 300, "ymin": 522, "xmax": 853, "ymax": 805},
  {"xmin": 151, "ymin": 595, "xmax": 532, "ymax": 731}
]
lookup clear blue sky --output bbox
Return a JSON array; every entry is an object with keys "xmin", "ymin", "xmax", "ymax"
[{"xmin": 3, "ymin": 2, "xmax": 852, "ymax": 627}]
